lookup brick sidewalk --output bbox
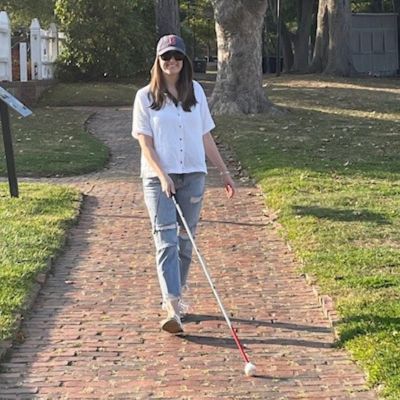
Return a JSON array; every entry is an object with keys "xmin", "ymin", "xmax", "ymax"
[{"xmin": 0, "ymin": 108, "xmax": 378, "ymax": 399}]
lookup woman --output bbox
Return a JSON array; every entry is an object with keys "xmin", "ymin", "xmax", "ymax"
[{"xmin": 132, "ymin": 34, "xmax": 235, "ymax": 334}]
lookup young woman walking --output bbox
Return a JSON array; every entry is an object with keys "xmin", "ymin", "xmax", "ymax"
[{"xmin": 132, "ymin": 34, "xmax": 235, "ymax": 334}]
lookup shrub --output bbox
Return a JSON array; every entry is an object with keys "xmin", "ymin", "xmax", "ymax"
[{"xmin": 54, "ymin": 0, "xmax": 155, "ymax": 81}]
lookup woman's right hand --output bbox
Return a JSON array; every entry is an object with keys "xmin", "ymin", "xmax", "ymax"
[{"xmin": 160, "ymin": 174, "xmax": 176, "ymax": 198}]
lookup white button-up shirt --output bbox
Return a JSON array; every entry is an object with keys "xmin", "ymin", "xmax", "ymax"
[{"xmin": 132, "ymin": 80, "xmax": 215, "ymax": 178}]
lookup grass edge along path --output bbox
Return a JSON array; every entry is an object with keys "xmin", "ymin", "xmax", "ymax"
[
  {"xmin": 215, "ymin": 74, "xmax": 400, "ymax": 400},
  {"xmin": 0, "ymin": 183, "xmax": 81, "ymax": 355},
  {"xmin": 0, "ymin": 108, "xmax": 109, "ymax": 178}
]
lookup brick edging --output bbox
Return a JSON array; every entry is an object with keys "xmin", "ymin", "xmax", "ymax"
[
  {"xmin": 269, "ymin": 228, "xmax": 341, "ymax": 340},
  {"xmin": 217, "ymin": 137, "xmax": 343, "ymax": 340},
  {"xmin": 0, "ymin": 193, "xmax": 84, "ymax": 363},
  {"xmin": 304, "ymin": 273, "xmax": 341, "ymax": 336}
]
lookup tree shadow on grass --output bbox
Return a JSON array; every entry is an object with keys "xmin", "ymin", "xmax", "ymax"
[
  {"xmin": 292, "ymin": 205, "xmax": 391, "ymax": 225},
  {"xmin": 337, "ymin": 314, "xmax": 400, "ymax": 345},
  {"xmin": 216, "ymin": 101, "xmax": 400, "ymax": 180}
]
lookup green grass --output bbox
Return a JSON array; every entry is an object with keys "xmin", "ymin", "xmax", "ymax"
[
  {"xmin": 0, "ymin": 108, "xmax": 109, "ymax": 177},
  {"xmin": 38, "ymin": 82, "xmax": 140, "ymax": 107},
  {"xmin": 0, "ymin": 83, "xmax": 125, "ymax": 341},
  {"xmin": 215, "ymin": 74, "xmax": 400, "ymax": 399},
  {"xmin": 0, "ymin": 183, "xmax": 81, "ymax": 341}
]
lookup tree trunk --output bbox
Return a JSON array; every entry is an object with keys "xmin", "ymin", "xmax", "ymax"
[
  {"xmin": 324, "ymin": 0, "xmax": 354, "ymax": 75},
  {"xmin": 309, "ymin": 1, "xmax": 319, "ymax": 62},
  {"xmin": 155, "ymin": 0, "xmax": 180, "ymax": 38},
  {"xmin": 209, "ymin": 0, "xmax": 273, "ymax": 115},
  {"xmin": 310, "ymin": 0, "xmax": 355, "ymax": 75},
  {"xmin": 310, "ymin": 0, "xmax": 329, "ymax": 72},
  {"xmin": 281, "ymin": 23, "xmax": 294, "ymax": 72},
  {"xmin": 267, "ymin": 0, "xmax": 293, "ymax": 72},
  {"xmin": 292, "ymin": 0, "xmax": 314, "ymax": 72}
]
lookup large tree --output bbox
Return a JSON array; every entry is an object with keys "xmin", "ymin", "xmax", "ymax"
[
  {"xmin": 155, "ymin": 0, "xmax": 180, "ymax": 38},
  {"xmin": 310, "ymin": 0, "xmax": 355, "ymax": 75},
  {"xmin": 209, "ymin": 0, "xmax": 273, "ymax": 115}
]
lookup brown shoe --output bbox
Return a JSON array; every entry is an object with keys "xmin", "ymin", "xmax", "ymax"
[
  {"xmin": 161, "ymin": 315, "xmax": 183, "ymax": 334},
  {"xmin": 161, "ymin": 298, "xmax": 184, "ymax": 334}
]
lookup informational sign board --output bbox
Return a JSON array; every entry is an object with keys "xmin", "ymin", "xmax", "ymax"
[
  {"xmin": 0, "ymin": 86, "xmax": 32, "ymax": 117},
  {"xmin": 0, "ymin": 86, "xmax": 32, "ymax": 197}
]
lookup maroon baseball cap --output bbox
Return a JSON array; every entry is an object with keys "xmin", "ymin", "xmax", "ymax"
[{"xmin": 156, "ymin": 34, "xmax": 186, "ymax": 56}]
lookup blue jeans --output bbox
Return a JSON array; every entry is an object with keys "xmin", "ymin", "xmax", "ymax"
[{"xmin": 142, "ymin": 173, "xmax": 206, "ymax": 303}]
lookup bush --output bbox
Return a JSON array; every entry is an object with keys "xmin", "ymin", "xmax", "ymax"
[{"xmin": 55, "ymin": 0, "xmax": 155, "ymax": 81}]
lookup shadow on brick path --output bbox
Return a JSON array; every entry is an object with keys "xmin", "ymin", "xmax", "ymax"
[{"xmin": 0, "ymin": 107, "xmax": 378, "ymax": 399}]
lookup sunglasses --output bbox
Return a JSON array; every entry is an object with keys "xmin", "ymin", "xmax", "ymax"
[{"xmin": 160, "ymin": 51, "xmax": 185, "ymax": 61}]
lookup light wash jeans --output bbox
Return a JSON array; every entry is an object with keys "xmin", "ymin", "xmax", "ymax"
[{"xmin": 142, "ymin": 172, "xmax": 206, "ymax": 303}]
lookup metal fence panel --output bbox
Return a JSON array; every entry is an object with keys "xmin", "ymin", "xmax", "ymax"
[{"xmin": 351, "ymin": 13, "xmax": 399, "ymax": 75}]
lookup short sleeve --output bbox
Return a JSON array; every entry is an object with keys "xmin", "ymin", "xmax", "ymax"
[
  {"xmin": 195, "ymin": 81, "xmax": 215, "ymax": 135},
  {"xmin": 131, "ymin": 88, "xmax": 153, "ymax": 139}
]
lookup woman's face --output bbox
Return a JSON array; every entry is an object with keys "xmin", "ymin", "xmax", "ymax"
[{"xmin": 158, "ymin": 51, "xmax": 184, "ymax": 77}]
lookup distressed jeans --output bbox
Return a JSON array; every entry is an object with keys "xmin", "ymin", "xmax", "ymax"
[{"xmin": 142, "ymin": 172, "xmax": 206, "ymax": 303}]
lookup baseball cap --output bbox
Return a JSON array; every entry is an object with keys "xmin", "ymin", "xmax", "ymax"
[{"xmin": 156, "ymin": 34, "xmax": 186, "ymax": 56}]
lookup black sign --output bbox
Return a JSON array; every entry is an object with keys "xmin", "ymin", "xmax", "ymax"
[
  {"xmin": 0, "ymin": 86, "xmax": 32, "ymax": 117},
  {"xmin": 0, "ymin": 86, "xmax": 32, "ymax": 197}
]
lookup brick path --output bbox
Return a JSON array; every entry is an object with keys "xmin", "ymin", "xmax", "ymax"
[{"xmin": 0, "ymin": 108, "xmax": 378, "ymax": 399}]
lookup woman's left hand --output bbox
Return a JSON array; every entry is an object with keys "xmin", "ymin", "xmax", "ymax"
[
  {"xmin": 222, "ymin": 174, "xmax": 236, "ymax": 199},
  {"xmin": 202, "ymin": 133, "xmax": 236, "ymax": 199}
]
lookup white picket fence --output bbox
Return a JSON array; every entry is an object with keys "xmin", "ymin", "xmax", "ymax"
[
  {"xmin": 0, "ymin": 11, "xmax": 63, "ymax": 82},
  {"xmin": 0, "ymin": 11, "xmax": 12, "ymax": 81}
]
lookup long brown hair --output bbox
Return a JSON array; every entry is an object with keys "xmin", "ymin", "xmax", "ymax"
[{"xmin": 149, "ymin": 55, "xmax": 197, "ymax": 112}]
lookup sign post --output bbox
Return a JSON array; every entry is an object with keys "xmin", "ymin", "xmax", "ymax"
[{"xmin": 0, "ymin": 86, "xmax": 32, "ymax": 198}]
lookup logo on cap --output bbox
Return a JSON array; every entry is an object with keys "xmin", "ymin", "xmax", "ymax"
[{"xmin": 167, "ymin": 36, "xmax": 177, "ymax": 46}]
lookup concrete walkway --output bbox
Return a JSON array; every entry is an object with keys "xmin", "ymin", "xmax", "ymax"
[{"xmin": 0, "ymin": 108, "xmax": 378, "ymax": 399}]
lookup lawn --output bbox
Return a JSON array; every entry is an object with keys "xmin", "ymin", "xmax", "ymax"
[
  {"xmin": 214, "ymin": 74, "xmax": 400, "ymax": 399},
  {"xmin": 0, "ymin": 183, "xmax": 81, "ymax": 341},
  {"xmin": 0, "ymin": 108, "xmax": 109, "ymax": 177},
  {"xmin": 38, "ymin": 81, "xmax": 141, "ymax": 107}
]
